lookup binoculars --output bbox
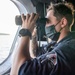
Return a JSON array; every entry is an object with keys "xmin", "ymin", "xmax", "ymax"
[{"xmin": 15, "ymin": 15, "xmax": 47, "ymax": 26}]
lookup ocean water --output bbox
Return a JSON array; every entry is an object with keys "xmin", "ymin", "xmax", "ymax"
[{"xmin": 0, "ymin": 35, "xmax": 13, "ymax": 64}]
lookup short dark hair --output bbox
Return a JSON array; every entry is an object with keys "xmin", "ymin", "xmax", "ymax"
[{"xmin": 48, "ymin": 3, "xmax": 74, "ymax": 26}]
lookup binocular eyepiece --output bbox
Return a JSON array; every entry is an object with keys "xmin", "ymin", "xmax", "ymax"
[{"xmin": 15, "ymin": 15, "xmax": 47, "ymax": 26}]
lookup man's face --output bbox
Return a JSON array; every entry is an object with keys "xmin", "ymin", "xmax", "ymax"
[{"xmin": 46, "ymin": 10, "xmax": 61, "ymax": 32}]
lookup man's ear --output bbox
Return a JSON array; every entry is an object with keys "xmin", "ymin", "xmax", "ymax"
[{"xmin": 61, "ymin": 17, "xmax": 68, "ymax": 28}]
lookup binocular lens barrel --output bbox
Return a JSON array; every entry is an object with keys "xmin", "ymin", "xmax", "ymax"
[{"xmin": 15, "ymin": 15, "xmax": 48, "ymax": 25}]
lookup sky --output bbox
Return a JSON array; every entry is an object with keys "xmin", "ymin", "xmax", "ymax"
[{"xmin": 0, "ymin": 0, "xmax": 19, "ymax": 34}]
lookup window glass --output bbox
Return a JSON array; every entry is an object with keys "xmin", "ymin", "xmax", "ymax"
[{"xmin": 0, "ymin": 0, "xmax": 19, "ymax": 64}]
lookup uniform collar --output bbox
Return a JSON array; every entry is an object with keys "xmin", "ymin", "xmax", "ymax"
[{"xmin": 55, "ymin": 31, "xmax": 75, "ymax": 46}]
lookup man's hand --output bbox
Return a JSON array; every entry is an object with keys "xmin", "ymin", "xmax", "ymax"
[
  {"xmin": 21, "ymin": 13, "xmax": 39, "ymax": 33},
  {"xmin": 32, "ymin": 27, "xmax": 37, "ymax": 37}
]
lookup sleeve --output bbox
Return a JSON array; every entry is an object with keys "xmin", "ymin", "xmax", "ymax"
[
  {"xmin": 18, "ymin": 56, "xmax": 54, "ymax": 75},
  {"xmin": 51, "ymin": 41, "xmax": 75, "ymax": 75}
]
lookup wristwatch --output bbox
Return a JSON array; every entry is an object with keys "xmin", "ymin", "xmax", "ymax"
[{"xmin": 19, "ymin": 28, "xmax": 31, "ymax": 38}]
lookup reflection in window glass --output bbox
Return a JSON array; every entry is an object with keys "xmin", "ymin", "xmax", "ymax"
[{"xmin": 0, "ymin": 0, "xmax": 19, "ymax": 64}]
